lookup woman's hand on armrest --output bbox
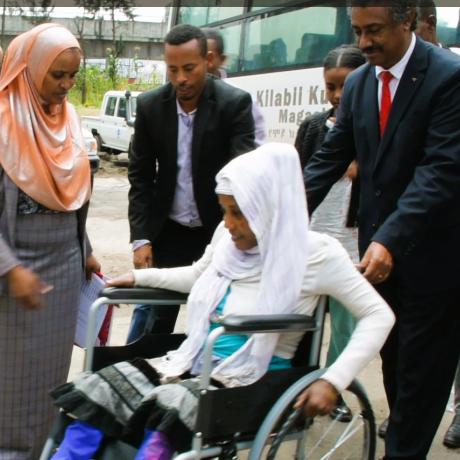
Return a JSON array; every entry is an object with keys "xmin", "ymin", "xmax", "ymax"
[{"xmin": 106, "ymin": 272, "xmax": 135, "ymax": 288}]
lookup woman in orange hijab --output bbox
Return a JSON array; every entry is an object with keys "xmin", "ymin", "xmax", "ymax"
[{"xmin": 0, "ymin": 23, "xmax": 100, "ymax": 458}]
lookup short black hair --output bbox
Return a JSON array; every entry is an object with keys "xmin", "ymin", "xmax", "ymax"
[
  {"xmin": 164, "ymin": 24, "xmax": 207, "ymax": 57},
  {"xmin": 417, "ymin": 0, "xmax": 437, "ymax": 21},
  {"xmin": 323, "ymin": 44, "xmax": 366, "ymax": 71},
  {"xmin": 349, "ymin": 1, "xmax": 418, "ymax": 31},
  {"xmin": 202, "ymin": 28, "xmax": 225, "ymax": 56}
]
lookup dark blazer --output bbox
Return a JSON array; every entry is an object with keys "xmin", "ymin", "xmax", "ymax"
[
  {"xmin": 295, "ymin": 109, "xmax": 332, "ymax": 170},
  {"xmin": 128, "ymin": 77, "xmax": 255, "ymax": 243},
  {"xmin": 296, "ymin": 109, "xmax": 360, "ymax": 227},
  {"xmin": 304, "ymin": 38, "xmax": 460, "ymax": 292}
]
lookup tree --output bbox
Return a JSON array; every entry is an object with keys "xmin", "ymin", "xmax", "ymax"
[
  {"xmin": 80, "ymin": 0, "xmax": 135, "ymax": 58},
  {"xmin": 73, "ymin": 1, "xmax": 100, "ymax": 104},
  {"xmin": 76, "ymin": 0, "xmax": 135, "ymax": 90},
  {"xmin": 1, "ymin": 0, "xmax": 9, "ymax": 48},
  {"xmin": 10, "ymin": 0, "xmax": 54, "ymax": 25},
  {"xmin": 102, "ymin": 0, "xmax": 135, "ymax": 58}
]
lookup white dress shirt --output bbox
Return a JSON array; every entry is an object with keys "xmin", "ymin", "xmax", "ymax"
[
  {"xmin": 375, "ymin": 33, "xmax": 416, "ymax": 108},
  {"xmin": 169, "ymin": 101, "xmax": 202, "ymax": 227}
]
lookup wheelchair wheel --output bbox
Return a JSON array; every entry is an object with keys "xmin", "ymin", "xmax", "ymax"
[{"xmin": 249, "ymin": 370, "xmax": 376, "ymax": 460}]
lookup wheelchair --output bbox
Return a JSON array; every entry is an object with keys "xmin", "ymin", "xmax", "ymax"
[{"xmin": 40, "ymin": 287, "xmax": 376, "ymax": 460}]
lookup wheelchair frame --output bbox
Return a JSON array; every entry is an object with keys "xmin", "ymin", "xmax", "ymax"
[{"xmin": 40, "ymin": 287, "xmax": 376, "ymax": 460}]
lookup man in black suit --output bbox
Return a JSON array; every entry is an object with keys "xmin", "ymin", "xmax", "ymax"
[
  {"xmin": 303, "ymin": 3, "xmax": 460, "ymax": 459},
  {"xmin": 127, "ymin": 25, "xmax": 255, "ymax": 339}
]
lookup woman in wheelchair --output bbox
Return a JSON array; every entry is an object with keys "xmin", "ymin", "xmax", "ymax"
[{"xmin": 50, "ymin": 143, "xmax": 394, "ymax": 460}]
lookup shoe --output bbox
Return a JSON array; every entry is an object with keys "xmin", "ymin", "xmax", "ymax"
[
  {"xmin": 330, "ymin": 397, "xmax": 353, "ymax": 423},
  {"xmin": 443, "ymin": 414, "xmax": 460, "ymax": 448},
  {"xmin": 378, "ymin": 418, "xmax": 389, "ymax": 439}
]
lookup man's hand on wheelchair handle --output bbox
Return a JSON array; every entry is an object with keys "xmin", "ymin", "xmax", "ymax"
[
  {"xmin": 294, "ymin": 379, "xmax": 340, "ymax": 418},
  {"xmin": 133, "ymin": 244, "xmax": 153, "ymax": 269},
  {"xmin": 356, "ymin": 241, "xmax": 393, "ymax": 285}
]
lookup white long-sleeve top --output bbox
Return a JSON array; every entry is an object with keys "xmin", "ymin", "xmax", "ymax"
[{"xmin": 134, "ymin": 228, "xmax": 394, "ymax": 392}]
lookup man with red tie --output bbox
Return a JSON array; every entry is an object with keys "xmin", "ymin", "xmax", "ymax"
[{"xmin": 304, "ymin": 3, "xmax": 460, "ymax": 459}]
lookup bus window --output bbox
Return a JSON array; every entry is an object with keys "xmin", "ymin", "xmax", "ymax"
[
  {"xmin": 178, "ymin": 5, "xmax": 243, "ymax": 27},
  {"xmin": 436, "ymin": 7, "xmax": 460, "ymax": 47},
  {"xmin": 242, "ymin": 7, "xmax": 344, "ymax": 72},
  {"xmin": 219, "ymin": 23, "xmax": 243, "ymax": 74}
]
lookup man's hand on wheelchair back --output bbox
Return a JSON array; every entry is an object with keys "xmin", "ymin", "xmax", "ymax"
[
  {"xmin": 133, "ymin": 244, "xmax": 153, "ymax": 269},
  {"xmin": 294, "ymin": 379, "xmax": 340, "ymax": 418},
  {"xmin": 106, "ymin": 272, "xmax": 135, "ymax": 288}
]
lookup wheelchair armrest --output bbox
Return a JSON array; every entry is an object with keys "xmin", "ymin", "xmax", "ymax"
[
  {"xmin": 219, "ymin": 314, "xmax": 316, "ymax": 333},
  {"xmin": 99, "ymin": 287, "xmax": 188, "ymax": 303}
]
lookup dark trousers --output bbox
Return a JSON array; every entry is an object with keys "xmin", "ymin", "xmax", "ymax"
[
  {"xmin": 127, "ymin": 219, "xmax": 214, "ymax": 342},
  {"xmin": 378, "ymin": 276, "xmax": 460, "ymax": 460}
]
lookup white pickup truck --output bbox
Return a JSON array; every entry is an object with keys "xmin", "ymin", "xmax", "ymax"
[{"xmin": 81, "ymin": 90, "xmax": 141, "ymax": 155}]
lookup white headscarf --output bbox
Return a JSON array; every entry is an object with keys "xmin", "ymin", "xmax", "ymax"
[{"xmin": 156, "ymin": 143, "xmax": 309, "ymax": 386}]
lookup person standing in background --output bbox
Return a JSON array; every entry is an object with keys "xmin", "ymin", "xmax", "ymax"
[
  {"xmin": 203, "ymin": 28, "xmax": 267, "ymax": 146},
  {"xmin": 0, "ymin": 23, "xmax": 100, "ymax": 459},
  {"xmin": 127, "ymin": 24, "xmax": 255, "ymax": 341},
  {"xmin": 295, "ymin": 44, "xmax": 365, "ymax": 421},
  {"xmin": 416, "ymin": 0, "xmax": 442, "ymax": 47}
]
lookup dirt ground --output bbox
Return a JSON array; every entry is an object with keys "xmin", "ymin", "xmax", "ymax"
[{"xmin": 69, "ymin": 158, "xmax": 458, "ymax": 459}]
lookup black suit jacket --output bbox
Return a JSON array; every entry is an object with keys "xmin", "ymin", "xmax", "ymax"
[
  {"xmin": 305, "ymin": 38, "xmax": 460, "ymax": 292},
  {"xmin": 128, "ymin": 77, "xmax": 255, "ymax": 243}
]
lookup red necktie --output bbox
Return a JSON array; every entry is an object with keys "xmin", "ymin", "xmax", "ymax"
[{"xmin": 379, "ymin": 71, "xmax": 393, "ymax": 136}]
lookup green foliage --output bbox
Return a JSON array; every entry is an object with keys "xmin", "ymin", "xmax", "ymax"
[
  {"xmin": 68, "ymin": 63, "xmax": 161, "ymax": 108},
  {"xmin": 69, "ymin": 64, "xmax": 114, "ymax": 107},
  {"xmin": 105, "ymin": 49, "xmax": 119, "ymax": 89}
]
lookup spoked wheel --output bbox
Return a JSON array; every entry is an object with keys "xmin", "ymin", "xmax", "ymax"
[{"xmin": 249, "ymin": 370, "xmax": 376, "ymax": 460}]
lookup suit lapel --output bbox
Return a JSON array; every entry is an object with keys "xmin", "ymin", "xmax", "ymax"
[
  {"xmin": 373, "ymin": 40, "xmax": 428, "ymax": 172},
  {"xmin": 363, "ymin": 67, "xmax": 380, "ymax": 157},
  {"xmin": 163, "ymin": 87, "xmax": 179, "ymax": 171},
  {"xmin": 191, "ymin": 78, "xmax": 214, "ymax": 178}
]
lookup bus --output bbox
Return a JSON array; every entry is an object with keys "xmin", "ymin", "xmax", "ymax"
[{"xmin": 171, "ymin": 3, "xmax": 460, "ymax": 144}]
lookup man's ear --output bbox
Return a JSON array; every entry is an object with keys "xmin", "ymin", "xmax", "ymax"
[
  {"xmin": 427, "ymin": 14, "xmax": 437, "ymax": 31},
  {"xmin": 206, "ymin": 50, "xmax": 215, "ymax": 71},
  {"xmin": 220, "ymin": 53, "xmax": 228, "ymax": 66}
]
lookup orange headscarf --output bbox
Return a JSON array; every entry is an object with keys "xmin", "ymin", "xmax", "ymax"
[{"xmin": 0, "ymin": 23, "xmax": 91, "ymax": 211}]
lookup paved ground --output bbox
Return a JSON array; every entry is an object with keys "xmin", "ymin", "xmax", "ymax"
[{"xmin": 69, "ymin": 164, "xmax": 458, "ymax": 459}]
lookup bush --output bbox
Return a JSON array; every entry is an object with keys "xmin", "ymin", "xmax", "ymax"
[{"xmin": 69, "ymin": 63, "xmax": 161, "ymax": 108}]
